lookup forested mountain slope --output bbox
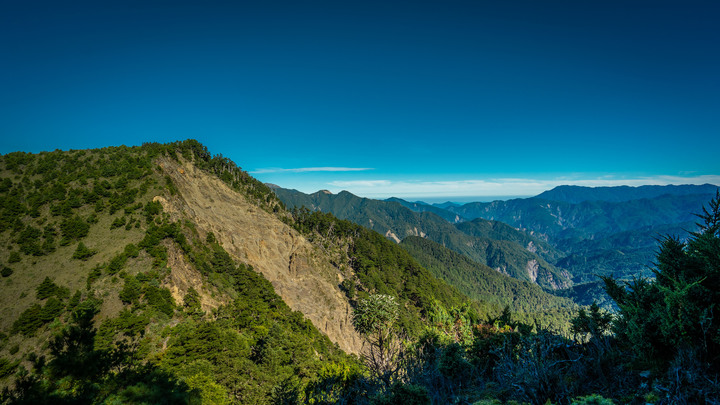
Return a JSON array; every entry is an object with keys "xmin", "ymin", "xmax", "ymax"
[
  {"xmin": 445, "ymin": 193, "xmax": 713, "ymax": 243},
  {"xmin": 0, "ymin": 142, "xmax": 362, "ymax": 402},
  {"xmin": 394, "ymin": 188, "xmax": 716, "ymax": 287},
  {"xmin": 273, "ymin": 187, "xmax": 571, "ymax": 289},
  {"xmin": 399, "ymin": 236, "xmax": 577, "ymax": 331},
  {"xmin": 385, "ymin": 197, "xmax": 465, "ymax": 223},
  {"xmin": 0, "ymin": 140, "xmax": 487, "ymax": 403}
]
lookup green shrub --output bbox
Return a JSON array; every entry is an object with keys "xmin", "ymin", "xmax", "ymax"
[
  {"xmin": 124, "ymin": 243, "xmax": 140, "ymax": 258},
  {"xmin": 0, "ymin": 358, "xmax": 18, "ymax": 379},
  {"xmin": 571, "ymin": 394, "xmax": 614, "ymax": 405},
  {"xmin": 144, "ymin": 285, "xmax": 175, "ymax": 317},
  {"xmin": 119, "ymin": 276, "xmax": 142, "ymax": 304},
  {"xmin": 8, "ymin": 251, "xmax": 20, "ymax": 263},
  {"xmin": 60, "ymin": 215, "xmax": 90, "ymax": 241},
  {"xmin": 72, "ymin": 242, "xmax": 95, "ymax": 260},
  {"xmin": 12, "ymin": 304, "xmax": 43, "ymax": 335},
  {"xmin": 40, "ymin": 297, "xmax": 65, "ymax": 322},
  {"xmin": 107, "ymin": 254, "xmax": 128, "ymax": 275},
  {"xmin": 87, "ymin": 264, "xmax": 103, "ymax": 287},
  {"xmin": 110, "ymin": 216, "xmax": 126, "ymax": 230},
  {"xmin": 36, "ymin": 277, "xmax": 59, "ymax": 300},
  {"xmin": 373, "ymin": 382, "xmax": 431, "ymax": 405}
]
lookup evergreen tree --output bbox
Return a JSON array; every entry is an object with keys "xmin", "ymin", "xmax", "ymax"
[
  {"xmin": 72, "ymin": 242, "xmax": 95, "ymax": 260},
  {"xmin": 604, "ymin": 191, "xmax": 720, "ymax": 380}
]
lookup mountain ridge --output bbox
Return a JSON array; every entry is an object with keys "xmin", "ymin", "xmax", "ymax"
[
  {"xmin": 535, "ymin": 183, "xmax": 719, "ymax": 203},
  {"xmin": 273, "ymin": 187, "xmax": 572, "ymax": 290}
]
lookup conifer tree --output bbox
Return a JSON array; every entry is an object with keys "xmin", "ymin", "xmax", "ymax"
[{"xmin": 604, "ymin": 190, "xmax": 720, "ymax": 370}]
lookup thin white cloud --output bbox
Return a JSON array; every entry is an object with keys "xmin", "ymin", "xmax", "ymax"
[
  {"xmin": 329, "ymin": 180, "xmax": 392, "ymax": 188},
  {"xmin": 251, "ymin": 167, "xmax": 373, "ymax": 174},
  {"xmin": 325, "ymin": 175, "xmax": 720, "ymax": 199}
]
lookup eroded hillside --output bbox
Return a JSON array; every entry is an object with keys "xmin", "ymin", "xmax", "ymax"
[{"xmin": 157, "ymin": 157, "xmax": 363, "ymax": 353}]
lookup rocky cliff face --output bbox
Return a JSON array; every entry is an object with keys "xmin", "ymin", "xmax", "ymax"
[{"xmin": 158, "ymin": 158, "xmax": 363, "ymax": 354}]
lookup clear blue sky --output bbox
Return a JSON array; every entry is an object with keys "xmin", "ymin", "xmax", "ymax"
[{"xmin": 2, "ymin": 1, "xmax": 718, "ymax": 201}]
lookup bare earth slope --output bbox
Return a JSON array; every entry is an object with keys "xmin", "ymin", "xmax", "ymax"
[{"xmin": 158, "ymin": 157, "xmax": 363, "ymax": 353}]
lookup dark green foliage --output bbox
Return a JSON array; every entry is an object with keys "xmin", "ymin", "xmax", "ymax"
[
  {"xmin": 119, "ymin": 276, "xmax": 143, "ymax": 304},
  {"xmin": 604, "ymin": 192, "xmax": 720, "ymax": 380},
  {"xmin": 39, "ymin": 297, "xmax": 64, "ymax": 323},
  {"xmin": 97, "ymin": 309, "xmax": 151, "ymax": 347},
  {"xmin": 144, "ymin": 200, "xmax": 162, "ymax": 221},
  {"xmin": 36, "ymin": 277, "xmax": 59, "ymax": 300},
  {"xmin": 124, "ymin": 242, "xmax": 140, "ymax": 258},
  {"xmin": 292, "ymin": 208, "xmax": 479, "ymax": 337},
  {"xmin": 3, "ymin": 301, "xmax": 197, "ymax": 404},
  {"xmin": 1, "ymin": 266, "xmax": 13, "ymax": 277},
  {"xmin": 8, "ymin": 251, "xmax": 20, "ymax": 263},
  {"xmin": 144, "ymin": 285, "xmax": 176, "ymax": 317},
  {"xmin": 570, "ymin": 303, "xmax": 612, "ymax": 342},
  {"xmin": 11, "ymin": 304, "xmax": 43, "ymax": 335},
  {"xmin": 17, "ymin": 225, "xmax": 44, "ymax": 256},
  {"xmin": 59, "ymin": 215, "xmax": 90, "ymax": 242},
  {"xmin": 106, "ymin": 253, "xmax": 128, "ymax": 274},
  {"xmin": 17, "ymin": 225, "xmax": 41, "ymax": 243},
  {"xmin": 164, "ymin": 175, "xmax": 178, "ymax": 195},
  {"xmin": 86, "ymin": 264, "xmax": 103, "ymax": 287},
  {"xmin": 68, "ymin": 290, "xmax": 82, "ymax": 309},
  {"xmin": 183, "ymin": 287, "xmax": 202, "ymax": 315},
  {"xmin": 372, "ymin": 382, "xmax": 431, "ymax": 405},
  {"xmin": 110, "ymin": 215, "xmax": 126, "ymax": 229},
  {"xmin": 72, "ymin": 241, "xmax": 95, "ymax": 260},
  {"xmin": 401, "ymin": 236, "xmax": 578, "ymax": 332},
  {"xmin": 0, "ymin": 357, "xmax": 18, "ymax": 380},
  {"xmin": 0, "ymin": 178, "xmax": 12, "ymax": 193}
]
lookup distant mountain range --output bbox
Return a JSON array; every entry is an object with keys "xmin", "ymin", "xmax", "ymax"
[
  {"xmin": 272, "ymin": 183, "xmax": 718, "ymax": 306},
  {"xmin": 535, "ymin": 183, "xmax": 719, "ymax": 204},
  {"xmin": 438, "ymin": 189, "xmax": 716, "ymax": 281},
  {"xmin": 272, "ymin": 187, "xmax": 572, "ymax": 290}
]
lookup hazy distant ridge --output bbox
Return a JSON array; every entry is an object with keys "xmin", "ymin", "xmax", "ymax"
[{"xmin": 535, "ymin": 183, "xmax": 719, "ymax": 204}]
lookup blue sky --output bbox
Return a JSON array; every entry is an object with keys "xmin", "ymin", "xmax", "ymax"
[{"xmin": 1, "ymin": 1, "xmax": 718, "ymax": 201}]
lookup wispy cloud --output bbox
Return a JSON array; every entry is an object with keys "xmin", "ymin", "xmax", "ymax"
[
  {"xmin": 326, "ymin": 175, "xmax": 720, "ymax": 199},
  {"xmin": 251, "ymin": 167, "xmax": 373, "ymax": 174}
]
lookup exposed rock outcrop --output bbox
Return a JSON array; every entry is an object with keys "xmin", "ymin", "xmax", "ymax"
[{"xmin": 157, "ymin": 158, "xmax": 363, "ymax": 354}]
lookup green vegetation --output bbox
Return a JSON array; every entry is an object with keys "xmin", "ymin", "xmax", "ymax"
[
  {"xmin": 290, "ymin": 208, "xmax": 484, "ymax": 335},
  {"xmin": 72, "ymin": 241, "xmax": 95, "ymax": 260},
  {"xmin": 275, "ymin": 188, "xmax": 571, "ymax": 289},
  {"xmin": 318, "ymin": 192, "xmax": 720, "ymax": 404},
  {"xmin": 0, "ymin": 141, "xmax": 352, "ymax": 403},
  {"xmin": 1, "ymin": 141, "xmax": 718, "ymax": 404},
  {"xmin": 400, "ymin": 236, "xmax": 578, "ymax": 332},
  {"xmin": 352, "ymin": 294, "xmax": 402, "ymax": 386}
]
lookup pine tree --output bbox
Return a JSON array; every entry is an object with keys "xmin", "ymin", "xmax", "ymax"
[{"xmin": 603, "ymin": 190, "xmax": 720, "ymax": 369}]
